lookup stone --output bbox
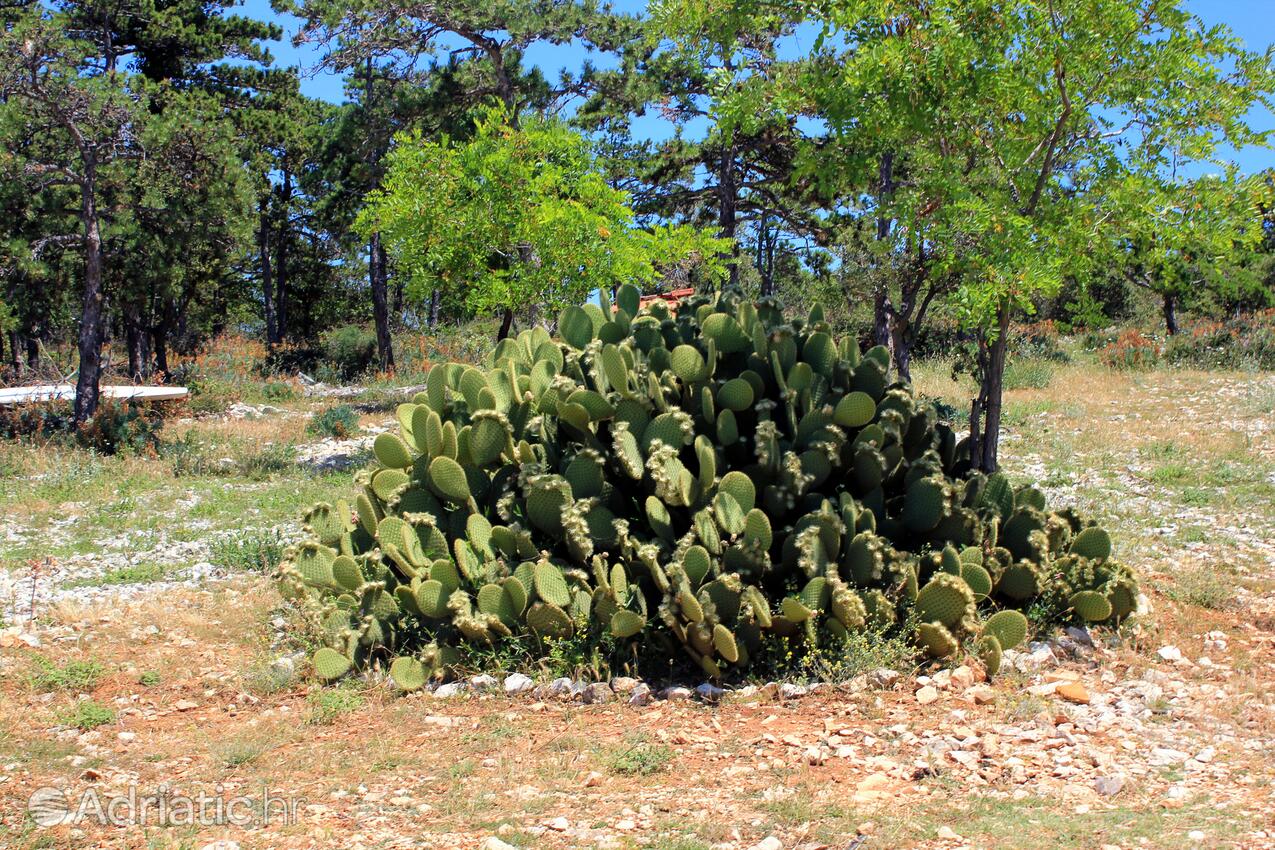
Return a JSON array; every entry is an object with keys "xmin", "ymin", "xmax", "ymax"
[
  {"xmin": 629, "ymin": 684, "xmax": 654, "ymax": 706},
  {"xmin": 661, "ymin": 686, "xmax": 693, "ymax": 701},
  {"xmin": 546, "ymin": 816, "xmax": 570, "ymax": 831},
  {"xmin": 1094, "ymin": 775, "xmax": 1125, "ymax": 796},
  {"xmin": 748, "ymin": 837, "xmax": 782, "ymax": 850},
  {"xmin": 481, "ymin": 839, "xmax": 518, "ymax": 850},
  {"xmin": 616, "ymin": 818, "xmax": 636, "ymax": 831},
  {"xmin": 779, "ymin": 683, "xmax": 808, "ymax": 700},
  {"xmin": 1065, "ymin": 625, "xmax": 1095, "ymax": 646},
  {"xmin": 915, "ymin": 685, "xmax": 939, "ymax": 705},
  {"xmin": 117, "ymin": 732, "xmax": 136, "ymax": 743},
  {"xmin": 937, "ymin": 826, "xmax": 961, "ymax": 840},
  {"xmin": 610, "ymin": 676, "xmax": 639, "ymax": 693},
  {"xmin": 470, "ymin": 674, "xmax": 499, "ymax": 691},
  {"xmin": 1157, "ymin": 645, "xmax": 1183, "ymax": 663},
  {"xmin": 1194, "ymin": 747, "xmax": 1215, "ymax": 763},
  {"xmin": 869, "ymin": 668, "xmax": 900, "ymax": 689},
  {"xmin": 547, "ymin": 677, "xmax": 574, "ymax": 696},
  {"xmin": 581, "ymin": 682, "xmax": 614, "ymax": 704},
  {"xmin": 582, "ymin": 771, "xmax": 604, "ymax": 788},
  {"xmin": 504, "ymin": 673, "xmax": 535, "ymax": 695},
  {"xmin": 173, "ymin": 699, "xmax": 199, "ymax": 711},
  {"xmin": 950, "ymin": 665, "xmax": 975, "ymax": 690},
  {"xmin": 200, "ymin": 843, "xmax": 241, "ymax": 850},
  {"xmin": 805, "ymin": 746, "xmax": 825, "ymax": 766},
  {"xmin": 433, "ymin": 683, "xmax": 466, "ymax": 699},
  {"xmin": 696, "ymin": 682, "xmax": 724, "ymax": 702},
  {"xmin": 1056, "ymin": 681, "xmax": 1091, "ymax": 704},
  {"xmin": 967, "ymin": 685, "xmax": 997, "ymax": 705}
]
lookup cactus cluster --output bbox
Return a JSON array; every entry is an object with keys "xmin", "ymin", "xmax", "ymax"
[{"xmin": 277, "ymin": 285, "xmax": 1139, "ymax": 686}]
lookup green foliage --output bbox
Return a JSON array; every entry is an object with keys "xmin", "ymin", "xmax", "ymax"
[
  {"xmin": 308, "ymin": 405, "xmax": 361, "ymax": 440},
  {"xmin": 321, "ymin": 326, "xmax": 379, "ymax": 381},
  {"xmin": 359, "ymin": 109, "xmax": 729, "ymax": 323},
  {"xmin": 59, "ymin": 700, "xmax": 116, "ymax": 731},
  {"xmin": 306, "ymin": 684, "xmax": 364, "ymax": 724},
  {"xmin": 28, "ymin": 659, "xmax": 104, "ymax": 693},
  {"xmin": 277, "ymin": 288, "xmax": 1138, "ymax": 683},
  {"xmin": 608, "ymin": 735, "xmax": 675, "ymax": 776},
  {"xmin": 210, "ymin": 529, "xmax": 285, "ymax": 573}
]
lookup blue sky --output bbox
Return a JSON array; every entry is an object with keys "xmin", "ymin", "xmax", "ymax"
[{"xmin": 240, "ymin": 0, "xmax": 1273, "ymax": 174}]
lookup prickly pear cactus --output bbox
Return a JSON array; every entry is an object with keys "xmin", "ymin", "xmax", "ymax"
[{"xmin": 276, "ymin": 285, "xmax": 1139, "ymax": 682}]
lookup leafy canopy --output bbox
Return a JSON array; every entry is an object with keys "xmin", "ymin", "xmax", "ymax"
[{"xmin": 358, "ymin": 109, "xmax": 728, "ymax": 318}]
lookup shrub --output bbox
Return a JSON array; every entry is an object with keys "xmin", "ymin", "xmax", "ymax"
[
  {"xmin": 260, "ymin": 380, "xmax": 300, "ymax": 403},
  {"xmin": 321, "ymin": 325, "xmax": 379, "ymax": 381},
  {"xmin": 1163, "ymin": 310, "xmax": 1275, "ymax": 370},
  {"xmin": 278, "ymin": 285, "xmax": 1139, "ymax": 687},
  {"xmin": 1099, "ymin": 329, "xmax": 1161, "ymax": 370},
  {"xmin": 28, "ymin": 659, "xmax": 104, "ymax": 692},
  {"xmin": 308, "ymin": 405, "xmax": 361, "ymax": 440}
]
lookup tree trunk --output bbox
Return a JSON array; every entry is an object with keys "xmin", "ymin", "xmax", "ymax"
[
  {"xmin": 74, "ymin": 162, "xmax": 105, "ymax": 424},
  {"xmin": 152, "ymin": 299, "xmax": 172, "ymax": 378},
  {"xmin": 368, "ymin": 232, "xmax": 395, "ymax": 372},
  {"xmin": 718, "ymin": 141, "xmax": 738, "ymax": 287},
  {"xmin": 1163, "ymin": 293, "xmax": 1178, "ymax": 335},
  {"xmin": 124, "ymin": 301, "xmax": 145, "ymax": 383},
  {"xmin": 889, "ymin": 317, "xmax": 912, "ymax": 383},
  {"xmin": 25, "ymin": 335, "xmax": 38, "ymax": 370},
  {"xmin": 276, "ymin": 169, "xmax": 292, "ymax": 340},
  {"xmin": 259, "ymin": 197, "xmax": 276, "ymax": 344},
  {"xmin": 497, "ymin": 307, "xmax": 515, "ymax": 341},
  {"xmin": 428, "ymin": 289, "xmax": 440, "ymax": 328},
  {"xmin": 971, "ymin": 301, "xmax": 1011, "ymax": 472}
]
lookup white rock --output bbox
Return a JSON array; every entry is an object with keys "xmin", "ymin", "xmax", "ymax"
[
  {"xmin": 504, "ymin": 673, "xmax": 535, "ymax": 695},
  {"xmin": 200, "ymin": 842, "xmax": 241, "ymax": 850},
  {"xmin": 481, "ymin": 838, "xmax": 518, "ymax": 850},
  {"xmin": 937, "ymin": 826, "xmax": 961, "ymax": 840},
  {"xmin": 1157, "ymin": 645, "xmax": 1183, "ymax": 663},
  {"xmin": 1188, "ymin": 831, "xmax": 1205, "ymax": 842},
  {"xmin": 546, "ymin": 816, "xmax": 570, "ymax": 830},
  {"xmin": 779, "ymin": 683, "xmax": 808, "ymax": 700},
  {"xmin": 547, "ymin": 677, "xmax": 574, "ymax": 696},
  {"xmin": 433, "ymin": 683, "xmax": 466, "ymax": 699},
  {"xmin": 1194, "ymin": 746, "xmax": 1215, "ymax": 764},
  {"xmin": 915, "ymin": 685, "xmax": 939, "ymax": 705},
  {"xmin": 470, "ymin": 674, "xmax": 499, "ymax": 691},
  {"xmin": 1094, "ymin": 775, "xmax": 1125, "ymax": 796},
  {"xmin": 749, "ymin": 837, "xmax": 782, "ymax": 850},
  {"xmin": 581, "ymin": 682, "xmax": 614, "ymax": 704},
  {"xmin": 610, "ymin": 676, "xmax": 639, "ymax": 693},
  {"xmin": 661, "ymin": 686, "xmax": 693, "ymax": 701}
]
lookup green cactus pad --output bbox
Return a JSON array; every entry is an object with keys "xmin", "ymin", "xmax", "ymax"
[
  {"xmin": 427, "ymin": 456, "xmax": 471, "ymax": 505},
  {"xmin": 961, "ymin": 563, "xmax": 993, "ymax": 600},
  {"xmin": 717, "ymin": 377, "xmax": 755, "ymax": 412},
  {"xmin": 915, "ymin": 573, "xmax": 975, "ymax": 628},
  {"xmin": 312, "ymin": 648, "xmax": 352, "ymax": 682},
  {"xmin": 903, "ymin": 477, "xmax": 947, "ymax": 532},
  {"xmin": 1069, "ymin": 590, "xmax": 1113, "ymax": 622},
  {"xmin": 996, "ymin": 563, "xmax": 1040, "ymax": 601},
  {"xmin": 611, "ymin": 609, "xmax": 646, "ymax": 638},
  {"xmin": 533, "ymin": 562, "xmax": 571, "ymax": 608},
  {"xmin": 1070, "ymin": 527, "xmax": 1112, "ymax": 562},
  {"xmin": 976, "ymin": 634, "xmax": 1003, "ymax": 676},
  {"xmin": 559, "ymin": 305, "xmax": 595, "ymax": 349},
  {"xmin": 713, "ymin": 623, "xmax": 740, "ymax": 662},
  {"xmin": 389, "ymin": 657, "xmax": 428, "ymax": 691},
  {"xmin": 670, "ymin": 344, "xmax": 707, "ymax": 381},
  {"xmin": 982, "ymin": 609, "xmax": 1029, "ymax": 650},
  {"xmin": 527, "ymin": 602, "xmax": 574, "ymax": 638},
  {"xmin": 917, "ymin": 621, "xmax": 959, "ymax": 658},
  {"xmin": 373, "ymin": 432, "xmax": 414, "ymax": 469},
  {"xmin": 833, "ymin": 391, "xmax": 876, "ymax": 428}
]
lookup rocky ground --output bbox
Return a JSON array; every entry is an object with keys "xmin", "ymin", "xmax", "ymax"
[{"xmin": 0, "ymin": 363, "xmax": 1272, "ymax": 850}]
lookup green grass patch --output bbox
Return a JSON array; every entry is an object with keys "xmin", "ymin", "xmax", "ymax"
[
  {"xmin": 58, "ymin": 700, "xmax": 116, "ymax": 730},
  {"xmin": 607, "ymin": 735, "xmax": 675, "ymax": 776},
  {"xmin": 210, "ymin": 529, "xmax": 285, "ymax": 573},
  {"xmin": 28, "ymin": 658, "xmax": 104, "ymax": 692},
  {"xmin": 306, "ymin": 685, "xmax": 364, "ymax": 725},
  {"xmin": 63, "ymin": 563, "xmax": 166, "ymax": 589}
]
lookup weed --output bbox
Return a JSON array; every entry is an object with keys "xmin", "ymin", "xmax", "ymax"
[
  {"xmin": 1157, "ymin": 564, "xmax": 1235, "ymax": 610},
  {"xmin": 28, "ymin": 658, "xmax": 104, "ymax": 692},
  {"xmin": 1003, "ymin": 358, "xmax": 1054, "ymax": 390},
  {"xmin": 211, "ymin": 735, "xmax": 270, "ymax": 768},
  {"xmin": 608, "ymin": 735, "xmax": 674, "ymax": 776},
  {"xmin": 139, "ymin": 671, "xmax": 161, "ymax": 687},
  {"xmin": 307, "ymin": 405, "xmax": 361, "ymax": 440},
  {"xmin": 307, "ymin": 685, "xmax": 364, "ymax": 725},
  {"xmin": 64, "ymin": 563, "xmax": 165, "ymax": 589},
  {"xmin": 210, "ymin": 529, "xmax": 284, "ymax": 573},
  {"xmin": 59, "ymin": 700, "xmax": 116, "ymax": 730},
  {"xmin": 237, "ymin": 443, "xmax": 297, "ymax": 479}
]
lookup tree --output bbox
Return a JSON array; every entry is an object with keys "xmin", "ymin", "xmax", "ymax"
[
  {"xmin": 0, "ymin": 11, "xmax": 144, "ymax": 421},
  {"xmin": 791, "ymin": 0, "xmax": 1274, "ymax": 469},
  {"xmin": 358, "ymin": 109, "xmax": 727, "ymax": 338},
  {"xmin": 580, "ymin": 0, "xmax": 826, "ymax": 293}
]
